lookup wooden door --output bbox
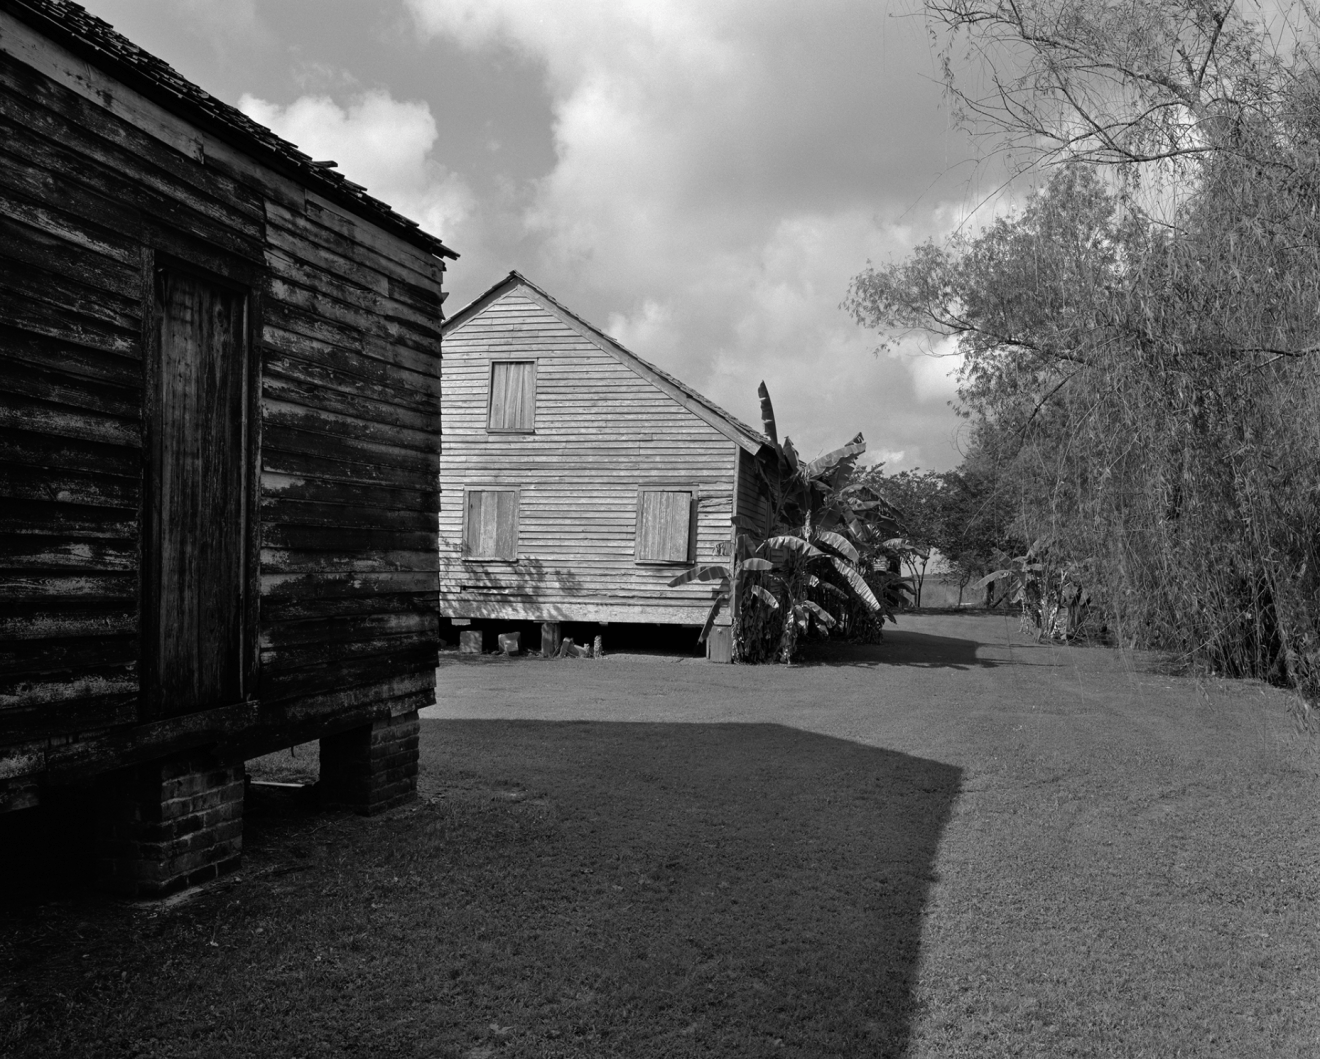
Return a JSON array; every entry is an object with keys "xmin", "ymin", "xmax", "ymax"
[{"xmin": 146, "ymin": 267, "xmax": 248, "ymax": 718}]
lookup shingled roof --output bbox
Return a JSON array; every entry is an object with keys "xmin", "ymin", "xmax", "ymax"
[
  {"xmin": 444, "ymin": 271, "xmax": 772, "ymax": 455},
  {"xmin": 3, "ymin": 0, "xmax": 457, "ymax": 260}
]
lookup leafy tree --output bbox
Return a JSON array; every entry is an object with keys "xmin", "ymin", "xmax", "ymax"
[
  {"xmin": 860, "ymin": 464, "xmax": 1017, "ymax": 607},
  {"xmin": 846, "ymin": 1, "xmax": 1320, "ymax": 714}
]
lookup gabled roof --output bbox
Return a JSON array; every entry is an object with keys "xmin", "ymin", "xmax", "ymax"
[
  {"xmin": 2, "ymin": 0, "xmax": 457, "ymax": 261},
  {"xmin": 443, "ymin": 271, "xmax": 771, "ymax": 455}
]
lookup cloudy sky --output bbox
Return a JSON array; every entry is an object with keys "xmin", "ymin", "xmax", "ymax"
[{"xmin": 83, "ymin": 0, "xmax": 1009, "ymax": 470}]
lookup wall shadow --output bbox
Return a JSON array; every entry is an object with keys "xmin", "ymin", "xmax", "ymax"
[
  {"xmin": 407, "ymin": 719, "xmax": 962, "ymax": 1057},
  {"xmin": 1, "ymin": 722, "xmax": 959, "ymax": 1059}
]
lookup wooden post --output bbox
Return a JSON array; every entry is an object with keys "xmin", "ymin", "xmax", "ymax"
[{"xmin": 540, "ymin": 622, "xmax": 562, "ymax": 657}]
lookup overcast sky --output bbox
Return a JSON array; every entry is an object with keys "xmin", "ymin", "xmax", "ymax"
[{"xmin": 83, "ymin": 0, "xmax": 1009, "ymax": 470}]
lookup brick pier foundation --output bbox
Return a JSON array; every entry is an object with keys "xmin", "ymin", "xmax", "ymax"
[
  {"xmin": 319, "ymin": 710, "xmax": 420, "ymax": 815},
  {"xmin": 95, "ymin": 753, "xmax": 244, "ymax": 898}
]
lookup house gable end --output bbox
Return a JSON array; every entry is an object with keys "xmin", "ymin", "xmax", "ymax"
[{"xmin": 443, "ymin": 273, "xmax": 767, "ymax": 455}]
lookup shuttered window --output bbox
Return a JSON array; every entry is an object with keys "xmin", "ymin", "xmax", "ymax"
[
  {"xmin": 636, "ymin": 489, "xmax": 695, "ymax": 563},
  {"xmin": 487, "ymin": 360, "xmax": 536, "ymax": 431},
  {"xmin": 465, "ymin": 488, "xmax": 519, "ymax": 560}
]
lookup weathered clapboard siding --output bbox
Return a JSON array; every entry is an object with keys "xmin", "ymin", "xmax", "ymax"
[
  {"xmin": 440, "ymin": 275, "xmax": 770, "ymax": 626},
  {"xmin": 0, "ymin": 1, "xmax": 451, "ymax": 790}
]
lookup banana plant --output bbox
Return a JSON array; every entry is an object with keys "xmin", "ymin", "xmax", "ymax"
[
  {"xmin": 971, "ymin": 537, "xmax": 1095, "ymax": 641},
  {"xmin": 669, "ymin": 382, "xmax": 908, "ymax": 662},
  {"xmin": 668, "ymin": 529, "xmax": 885, "ymax": 662}
]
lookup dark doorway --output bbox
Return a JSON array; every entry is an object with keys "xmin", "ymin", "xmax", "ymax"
[{"xmin": 144, "ymin": 266, "xmax": 249, "ymax": 718}]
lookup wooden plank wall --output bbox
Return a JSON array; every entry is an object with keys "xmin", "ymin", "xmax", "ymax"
[
  {"xmin": 257, "ymin": 193, "xmax": 443, "ymax": 725},
  {"xmin": 0, "ymin": 26, "xmax": 442, "ymax": 776},
  {"xmin": 440, "ymin": 291, "xmax": 734, "ymax": 624},
  {"xmin": 735, "ymin": 447, "xmax": 774, "ymax": 538}
]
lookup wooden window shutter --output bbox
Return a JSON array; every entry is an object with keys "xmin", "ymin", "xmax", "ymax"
[
  {"xmin": 465, "ymin": 489, "xmax": 519, "ymax": 559},
  {"xmin": 636, "ymin": 489, "xmax": 695, "ymax": 563},
  {"xmin": 488, "ymin": 361, "xmax": 536, "ymax": 431}
]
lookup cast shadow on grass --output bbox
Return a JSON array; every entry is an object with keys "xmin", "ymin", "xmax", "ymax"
[
  {"xmin": 0, "ymin": 721, "xmax": 961, "ymax": 1059},
  {"xmin": 396, "ymin": 719, "xmax": 963, "ymax": 1058},
  {"xmin": 802, "ymin": 628, "xmax": 1011, "ymax": 670}
]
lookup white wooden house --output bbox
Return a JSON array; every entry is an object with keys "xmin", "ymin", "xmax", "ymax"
[{"xmin": 439, "ymin": 273, "xmax": 776, "ymax": 647}]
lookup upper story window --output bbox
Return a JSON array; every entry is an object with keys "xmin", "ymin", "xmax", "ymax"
[{"xmin": 487, "ymin": 360, "xmax": 536, "ymax": 432}]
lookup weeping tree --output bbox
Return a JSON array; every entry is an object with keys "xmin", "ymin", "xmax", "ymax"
[
  {"xmin": 668, "ymin": 383, "xmax": 906, "ymax": 663},
  {"xmin": 847, "ymin": 0, "xmax": 1320, "ymax": 713}
]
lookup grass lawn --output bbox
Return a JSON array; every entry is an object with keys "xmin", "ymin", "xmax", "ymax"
[{"xmin": 2, "ymin": 614, "xmax": 1317, "ymax": 1058}]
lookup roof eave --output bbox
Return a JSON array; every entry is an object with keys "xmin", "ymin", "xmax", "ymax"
[{"xmin": 3, "ymin": 0, "xmax": 458, "ymax": 261}]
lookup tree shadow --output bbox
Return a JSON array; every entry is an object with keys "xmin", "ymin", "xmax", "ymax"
[{"xmin": 801, "ymin": 627, "xmax": 1006, "ymax": 670}]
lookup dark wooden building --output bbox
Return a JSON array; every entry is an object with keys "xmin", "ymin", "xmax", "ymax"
[
  {"xmin": 439, "ymin": 273, "xmax": 774, "ymax": 655},
  {"xmin": 0, "ymin": 0, "xmax": 454, "ymax": 894}
]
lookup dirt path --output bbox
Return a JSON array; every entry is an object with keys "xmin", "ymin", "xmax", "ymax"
[{"xmin": 425, "ymin": 613, "xmax": 1320, "ymax": 1057}]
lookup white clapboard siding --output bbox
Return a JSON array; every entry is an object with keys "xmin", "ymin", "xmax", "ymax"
[{"xmin": 440, "ymin": 277, "xmax": 769, "ymax": 625}]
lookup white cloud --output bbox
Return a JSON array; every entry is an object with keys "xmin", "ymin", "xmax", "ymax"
[
  {"xmin": 406, "ymin": 0, "xmax": 974, "ymax": 468},
  {"xmin": 238, "ymin": 90, "xmax": 472, "ymax": 243},
  {"xmin": 889, "ymin": 333, "xmax": 964, "ymax": 404}
]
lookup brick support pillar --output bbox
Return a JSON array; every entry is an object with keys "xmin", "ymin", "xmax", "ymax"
[
  {"xmin": 319, "ymin": 710, "xmax": 420, "ymax": 815},
  {"xmin": 95, "ymin": 753, "xmax": 244, "ymax": 898}
]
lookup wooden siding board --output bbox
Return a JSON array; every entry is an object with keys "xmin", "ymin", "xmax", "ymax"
[
  {"xmin": 0, "ymin": 323, "xmax": 141, "ymax": 387},
  {"xmin": 0, "ymin": 257, "xmax": 140, "ymax": 336},
  {"xmin": 0, "ymin": 499, "xmax": 137, "ymax": 539},
  {"xmin": 261, "ymin": 417, "xmax": 435, "ymax": 474},
  {"xmin": 0, "ymin": 572, "xmax": 137, "ymax": 603},
  {"xmin": 262, "ymin": 302, "xmax": 440, "ymax": 378},
  {"xmin": 0, "ymin": 356, "xmax": 139, "ymax": 421},
  {"xmin": 265, "ymin": 198, "xmax": 444, "ymax": 308},
  {"xmin": 0, "ymin": 112, "xmax": 262, "ymax": 259},
  {"xmin": 262, "ymin": 361, "xmax": 438, "ymax": 435},
  {"xmin": 0, "ymin": 47, "xmax": 262, "ymax": 221},
  {"xmin": 261, "ymin": 471, "xmax": 436, "ymax": 512},
  {"xmin": 0, "ymin": 185, "xmax": 138, "ymax": 267},
  {"xmin": 259, "ymin": 332, "xmax": 440, "ymax": 412},
  {"xmin": 0, "ymin": 211, "xmax": 140, "ymax": 298},
  {"xmin": 264, "ymin": 243, "xmax": 439, "ymax": 334},
  {"xmin": 261, "ymin": 591, "xmax": 434, "ymax": 625},
  {"xmin": 0, "ymin": 427, "xmax": 140, "ymax": 483},
  {"xmin": 0, "ymin": 604, "xmax": 137, "ymax": 641}
]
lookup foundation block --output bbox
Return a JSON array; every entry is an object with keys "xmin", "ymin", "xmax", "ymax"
[
  {"xmin": 95, "ymin": 752, "xmax": 244, "ymax": 898},
  {"xmin": 319, "ymin": 710, "xmax": 420, "ymax": 815}
]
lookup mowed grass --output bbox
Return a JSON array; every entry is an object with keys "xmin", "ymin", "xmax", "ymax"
[{"xmin": 2, "ymin": 615, "xmax": 1318, "ymax": 1058}]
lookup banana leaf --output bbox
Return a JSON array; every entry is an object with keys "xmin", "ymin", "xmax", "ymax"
[
  {"xmin": 698, "ymin": 593, "xmax": 729, "ymax": 643},
  {"xmin": 748, "ymin": 584, "xmax": 780, "ymax": 610},
  {"xmin": 757, "ymin": 380, "xmax": 778, "ymax": 446},
  {"xmin": 813, "ymin": 530, "xmax": 859, "ymax": 564},
  {"xmin": 668, "ymin": 565, "xmax": 730, "ymax": 588},
  {"xmin": 970, "ymin": 569, "xmax": 1013, "ymax": 590},
  {"xmin": 811, "ymin": 578, "xmax": 849, "ymax": 600},
  {"xmin": 740, "ymin": 557, "xmax": 775, "ymax": 572},
  {"xmin": 798, "ymin": 599, "xmax": 837, "ymax": 627},
  {"xmin": 829, "ymin": 555, "xmax": 881, "ymax": 612},
  {"xmin": 763, "ymin": 535, "xmax": 825, "ymax": 558},
  {"xmin": 803, "ymin": 432, "xmax": 866, "ymax": 479},
  {"xmin": 781, "ymin": 436, "xmax": 800, "ymax": 474}
]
